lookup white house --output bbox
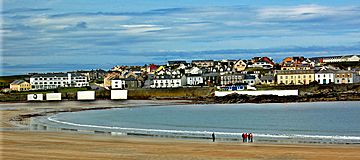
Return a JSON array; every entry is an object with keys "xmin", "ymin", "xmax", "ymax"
[
  {"xmin": 111, "ymin": 79, "xmax": 126, "ymax": 89},
  {"xmin": 151, "ymin": 75, "xmax": 187, "ymax": 88},
  {"xmin": 315, "ymin": 70, "xmax": 335, "ymax": 84},
  {"xmin": 30, "ymin": 73, "xmax": 89, "ymax": 90},
  {"xmin": 322, "ymin": 55, "xmax": 360, "ymax": 63},
  {"xmin": 248, "ymin": 61, "xmax": 274, "ymax": 69},
  {"xmin": 186, "ymin": 74, "xmax": 204, "ymax": 86},
  {"xmin": 185, "ymin": 67, "xmax": 202, "ymax": 75}
]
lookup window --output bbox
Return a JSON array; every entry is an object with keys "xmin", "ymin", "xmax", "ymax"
[
  {"xmin": 309, "ymin": 75, "xmax": 311, "ymax": 78},
  {"xmin": 115, "ymin": 85, "xmax": 118, "ymax": 87},
  {"xmin": 35, "ymin": 78, "xmax": 38, "ymax": 80},
  {"xmin": 318, "ymin": 75, "xmax": 320, "ymax": 78}
]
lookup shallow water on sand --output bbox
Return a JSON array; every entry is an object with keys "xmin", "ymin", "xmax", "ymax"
[{"xmin": 36, "ymin": 101, "xmax": 360, "ymax": 144}]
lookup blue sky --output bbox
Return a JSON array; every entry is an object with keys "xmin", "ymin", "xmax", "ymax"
[{"xmin": 2, "ymin": 0, "xmax": 360, "ymax": 75}]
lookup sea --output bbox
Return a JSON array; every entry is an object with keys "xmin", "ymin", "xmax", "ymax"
[{"xmin": 32, "ymin": 101, "xmax": 360, "ymax": 144}]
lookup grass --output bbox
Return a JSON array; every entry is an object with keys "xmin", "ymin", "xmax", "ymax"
[{"xmin": 0, "ymin": 75, "xmax": 29, "ymax": 88}]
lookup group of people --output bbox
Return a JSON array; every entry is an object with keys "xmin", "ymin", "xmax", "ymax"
[
  {"xmin": 211, "ymin": 132, "xmax": 254, "ymax": 143},
  {"xmin": 242, "ymin": 132, "xmax": 253, "ymax": 143}
]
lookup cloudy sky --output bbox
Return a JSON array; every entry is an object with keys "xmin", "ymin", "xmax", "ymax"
[{"xmin": 2, "ymin": 0, "xmax": 360, "ymax": 75}]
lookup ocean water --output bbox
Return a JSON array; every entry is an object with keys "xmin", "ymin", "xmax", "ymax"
[{"xmin": 36, "ymin": 101, "xmax": 360, "ymax": 143}]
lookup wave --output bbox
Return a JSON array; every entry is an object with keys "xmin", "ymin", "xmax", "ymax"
[{"xmin": 47, "ymin": 116, "xmax": 360, "ymax": 141}]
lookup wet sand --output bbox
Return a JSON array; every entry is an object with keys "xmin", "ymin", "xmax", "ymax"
[{"xmin": 1, "ymin": 100, "xmax": 360, "ymax": 160}]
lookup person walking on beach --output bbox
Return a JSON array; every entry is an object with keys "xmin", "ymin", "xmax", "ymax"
[
  {"xmin": 249, "ymin": 133, "xmax": 253, "ymax": 143},
  {"xmin": 212, "ymin": 132, "xmax": 215, "ymax": 142},
  {"xmin": 247, "ymin": 133, "xmax": 251, "ymax": 142}
]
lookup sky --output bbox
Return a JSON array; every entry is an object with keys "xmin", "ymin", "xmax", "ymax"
[{"xmin": 1, "ymin": 0, "xmax": 360, "ymax": 75}]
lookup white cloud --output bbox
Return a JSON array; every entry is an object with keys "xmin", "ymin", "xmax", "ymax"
[{"xmin": 257, "ymin": 5, "xmax": 356, "ymax": 21}]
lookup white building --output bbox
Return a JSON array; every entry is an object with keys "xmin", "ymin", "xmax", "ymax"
[
  {"xmin": 151, "ymin": 75, "xmax": 187, "ymax": 88},
  {"xmin": 248, "ymin": 61, "xmax": 274, "ymax": 69},
  {"xmin": 111, "ymin": 79, "xmax": 126, "ymax": 89},
  {"xmin": 186, "ymin": 74, "xmax": 204, "ymax": 86},
  {"xmin": 315, "ymin": 70, "xmax": 335, "ymax": 84},
  {"xmin": 30, "ymin": 73, "xmax": 89, "ymax": 90},
  {"xmin": 322, "ymin": 55, "xmax": 360, "ymax": 63}
]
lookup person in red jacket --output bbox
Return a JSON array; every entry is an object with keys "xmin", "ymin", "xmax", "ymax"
[{"xmin": 244, "ymin": 133, "xmax": 248, "ymax": 142}]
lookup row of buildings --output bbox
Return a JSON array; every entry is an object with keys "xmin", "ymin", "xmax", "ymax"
[{"xmin": 7, "ymin": 55, "xmax": 360, "ymax": 91}]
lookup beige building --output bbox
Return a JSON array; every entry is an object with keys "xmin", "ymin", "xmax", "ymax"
[
  {"xmin": 233, "ymin": 60, "xmax": 247, "ymax": 72},
  {"xmin": 10, "ymin": 80, "xmax": 31, "ymax": 91},
  {"xmin": 276, "ymin": 70, "xmax": 315, "ymax": 85}
]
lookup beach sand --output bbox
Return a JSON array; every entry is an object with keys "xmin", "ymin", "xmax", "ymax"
[
  {"xmin": 1, "ymin": 100, "xmax": 360, "ymax": 160},
  {"xmin": 2, "ymin": 131, "xmax": 360, "ymax": 160}
]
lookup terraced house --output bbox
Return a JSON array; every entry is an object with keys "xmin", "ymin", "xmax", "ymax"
[
  {"xmin": 334, "ymin": 70, "xmax": 355, "ymax": 84},
  {"xmin": 276, "ymin": 70, "xmax": 315, "ymax": 85}
]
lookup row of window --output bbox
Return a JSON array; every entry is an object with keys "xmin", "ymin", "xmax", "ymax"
[
  {"xmin": 34, "ymin": 82, "xmax": 66, "ymax": 85},
  {"xmin": 336, "ymin": 74, "xmax": 352, "ymax": 78},
  {"xmin": 279, "ymin": 75, "xmax": 312, "ymax": 79},
  {"xmin": 33, "ymin": 77, "xmax": 86, "ymax": 80},
  {"xmin": 154, "ymin": 82, "xmax": 181, "ymax": 86}
]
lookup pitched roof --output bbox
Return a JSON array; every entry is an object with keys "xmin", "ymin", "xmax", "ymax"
[{"xmin": 11, "ymin": 80, "xmax": 26, "ymax": 85}]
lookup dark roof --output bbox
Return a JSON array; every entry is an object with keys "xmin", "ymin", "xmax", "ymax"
[
  {"xmin": 260, "ymin": 75, "xmax": 275, "ymax": 81},
  {"xmin": 11, "ymin": 80, "xmax": 26, "ymax": 85},
  {"xmin": 168, "ymin": 60, "xmax": 187, "ymax": 65},
  {"xmin": 31, "ymin": 73, "xmax": 68, "ymax": 78},
  {"xmin": 31, "ymin": 73, "xmax": 85, "ymax": 78},
  {"xmin": 192, "ymin": 60, "xmax": 214, "ymax": 62},
  {"xmin": 202, "ymin": 73, "xmax": 219, "ymax": 77},
  {"xmin": 244, "ymin": 75, "xmax": 256, "ymax": 79},
  {"xmin": 187, "ymin": 74, "xmax": 202, "ymax": 77},
  {"xmin": 125, "ymin": 78, "xmax": 137, "ymax": 81},
  {"xmin": 276, "ymin": 70, "xmax": 315, "ymax": 75},
  {"xmin": 316, "ymin": 70, "xmax": 336, "ymax": 74}
]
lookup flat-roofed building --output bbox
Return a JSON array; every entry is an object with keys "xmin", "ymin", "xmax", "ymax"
[{"xmin": 30, "ymin": 73, "xmax": 89, "ymax": 90}]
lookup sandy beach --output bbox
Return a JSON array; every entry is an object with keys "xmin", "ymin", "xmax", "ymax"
[{"xmin": 1, "ymin": 100, "xmax": 360, "ymax": 160}]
